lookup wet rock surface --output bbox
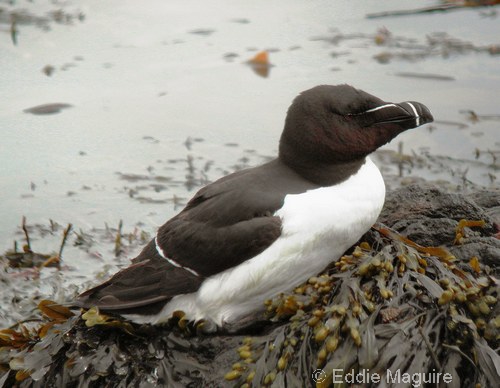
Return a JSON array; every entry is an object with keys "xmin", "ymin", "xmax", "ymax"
[
  {"xmin": 1, "ymin": 184, "xmax": 499, "ymax": 387},
  {"xmin": 381, "ymin": 184, "xmax": 500, "ymax": 270}
]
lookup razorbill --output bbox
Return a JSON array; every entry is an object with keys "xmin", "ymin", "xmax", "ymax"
[{"xmin": 76, "ymin": 84, "xmax": 433, "ymax": 330}]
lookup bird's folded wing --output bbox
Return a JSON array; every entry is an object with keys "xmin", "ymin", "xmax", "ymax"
[
  {"xmin": 155, "ymin": 214, "xmax": 282, "ymax": 277},
  {"xmin": 76, "ymin": 213, "xmax": 282, "ymax": 313},
  {"xmin": 75, "ymin": 255, "xmax": 203, "ymax": 313},
  {"xmin": 76, "ymin": 164, "xmax": 293, "ymax": 313}
]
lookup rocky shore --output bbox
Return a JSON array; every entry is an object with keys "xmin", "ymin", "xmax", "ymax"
[{"xmin": 1, "ymin": 184, "xmax": 498, "ymax": 388}]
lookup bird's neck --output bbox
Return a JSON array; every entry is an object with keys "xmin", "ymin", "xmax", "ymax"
[{"xmin": 280, "ymin": 152, "xmax": 366, "ymax": 186}]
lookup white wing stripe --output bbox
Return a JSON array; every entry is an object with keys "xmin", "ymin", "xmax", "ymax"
[{"xmin": 154, "ymin": 235, "xmax": 200, "ymax": 277}]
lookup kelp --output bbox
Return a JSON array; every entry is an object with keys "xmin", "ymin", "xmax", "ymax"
[
  {"xmin": 0, "ymin": 186, "xmax": 498, "ymax": 387},
  {"xmin": 2, "ymin": 217, "xmax": 71, "ymax": 270},
  {"xmin": 0, "ymin": 225, "xmax": 497, "ymax": 387},
  {"xmin": 231, "ymin": 223, "xmax": 498, "ymax": 387}
]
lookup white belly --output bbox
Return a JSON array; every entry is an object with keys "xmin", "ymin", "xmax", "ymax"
[{"xmin": 134, "ymin": 157, "xmax": 385, "ymax": 326}]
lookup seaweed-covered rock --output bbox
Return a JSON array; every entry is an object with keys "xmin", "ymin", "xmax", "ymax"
[
  {"xmin": 381, "ymin": 184, "xmax": 500, "ymax": 269},
  {"xmin": 0, "ymin": 185, "xmax": 499, "ymax": 388}
]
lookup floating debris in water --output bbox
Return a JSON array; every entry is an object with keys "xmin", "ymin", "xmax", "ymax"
[
  {"xmin": 374, "ymin": 26, "xmax": 392, "ymax": 45},
  {"xmin": 460, "ymin": 110, "xmax": 500, "ymax": 122},
  {"xmin": 230, "ymin": 18, "xmax": 251, "ymax": 24},
  {"xmin": 188, "ymin": 28, "xmax": 216, "ymax": 36},
  {"xmin": 366, "ymin": 1, "xmax": 500, "ymax": 19},
  {"xmin": 246, "ymin": 51, "xmax": 273, "ymax": 78},
  {"xmin": 42, "ymin": 65, "xmax": 55, "ymax": 76},
  {"xmin": 313, "ymin": 27, "xmax": 499, "ymax": 65},
  {"xmin": 1, "ymin": 5, "xmax": 85, "ymax": 46},
  {"xmin": 489, "ymin": 44, "xmax": 500, "ymax": 55},
  {"xmin": 394, "ymin": 72, "xmax": 455, "ymax": 81},
  {"xmin": 2, "ymin": 217, "xmax": 71, "ymax": 271},
  {"xmin": 223, "ymin": 52, "xmax": 239, "ymax": 62},
  {"xmin": 142, "ymin": 135, "xmax": 160, "ymax": 144},
  {"xmin": 23, "ymin": 103, "xmax": 73, "ymax": 115}
]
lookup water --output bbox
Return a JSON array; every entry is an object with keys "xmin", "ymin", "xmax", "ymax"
[{"xmin": 0, "ymin": 0, "xmax": 499, "ymax": 325}]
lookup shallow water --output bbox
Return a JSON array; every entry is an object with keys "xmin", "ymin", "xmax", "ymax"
[{"xmin": 0, "ymin": 0, "xmax": 499, "ymax": 326}]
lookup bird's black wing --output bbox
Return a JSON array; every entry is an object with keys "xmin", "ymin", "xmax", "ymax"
[
  {"xmin": 76, "ymin": 160, "xmax": 314, "ymax": 314},
  {"xmin": 76, "ymin": 243, "xmax": 202, "ymax": 315},
  {"xmin": 151, "ymin": 159, "xmax": 319, "ymax": 276}
]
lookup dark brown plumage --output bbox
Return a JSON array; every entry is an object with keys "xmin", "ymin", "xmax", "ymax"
[{"xmin": 75, "ymin": 84, "xmax": 433, "ymax": 321}]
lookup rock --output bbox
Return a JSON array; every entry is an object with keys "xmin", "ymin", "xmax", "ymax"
[
  {"xmin": 380, "ymin": 184, "xmax": 499, "ymax": 272},
  {"xmin": 450, "ymin": 238, "xmax": 500, "ymax": 268},
  {"xmin": 468, "ymin": 190, "xmax": 500, "ymax": 226},
  {"xmin": 381, "ymin": 184, "xmax": 495, "ymax": 233}
]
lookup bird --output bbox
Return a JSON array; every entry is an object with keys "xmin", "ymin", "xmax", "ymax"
[{"xmin": 76, "ymin": 84, "xmax": 433, "ymax": 331}]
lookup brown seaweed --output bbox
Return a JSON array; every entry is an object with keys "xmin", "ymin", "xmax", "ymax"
[{"xmin": 0, "ymin": 186, "xmax": 498, "ymax": 387}]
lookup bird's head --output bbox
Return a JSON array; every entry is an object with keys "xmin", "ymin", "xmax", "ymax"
[{"xmin": 279, "ymin": 84, "xmax": 433, "ymax": 166}]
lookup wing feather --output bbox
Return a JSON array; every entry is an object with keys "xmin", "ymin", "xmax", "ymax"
[{"xmin": 76, "ymin": 160, "xmax": 315, "ymax": 316}]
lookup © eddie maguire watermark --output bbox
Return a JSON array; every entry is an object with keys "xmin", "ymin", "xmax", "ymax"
[{"xmin": 311, "ymin": 368, "xmax": 453, "ymax": 387}]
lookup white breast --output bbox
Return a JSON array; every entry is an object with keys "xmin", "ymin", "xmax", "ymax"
[{"xmin": 134, "ymin": 157, "xmax": 386, "ymax": 326}]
